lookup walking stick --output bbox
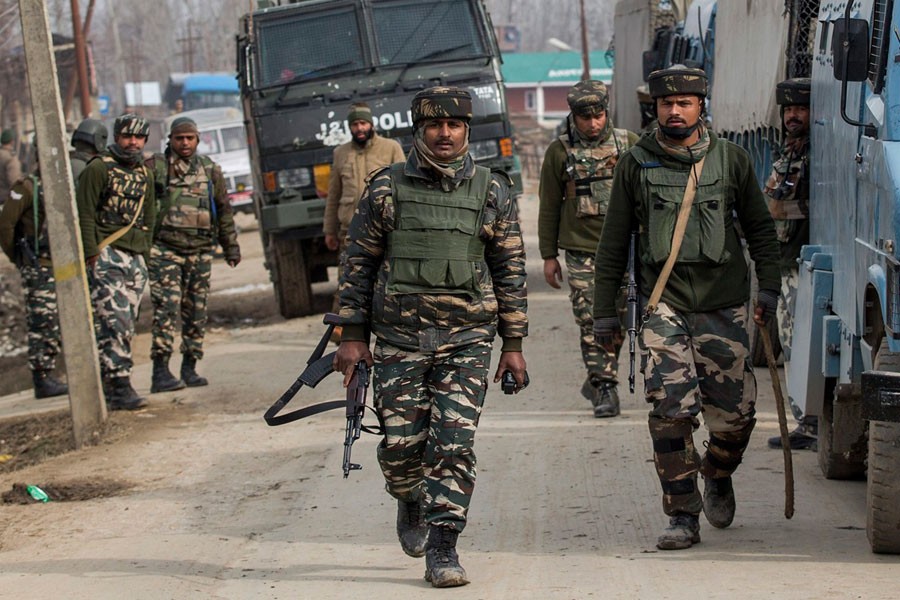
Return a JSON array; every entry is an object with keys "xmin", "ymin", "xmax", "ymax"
[{"xmin": 756, "ymin": 321, "xmax": 795, "ymax": 519}]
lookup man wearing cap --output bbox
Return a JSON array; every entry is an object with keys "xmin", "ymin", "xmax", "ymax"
[
  {"xmin": 763, "ymin": 78, "xmax": 817, "ymax": 451},
  {"xmin": 145, "ymin": 117, "xmax": 241, "ymax": 393},
  {"xmin": 538, "ymin": 80, "xmax": 638, "ymax": 418},
  {"xmin": 77, "ymin": 113, "xmax": 158, "ymax": 411},
  {"xmin": 333, "ymin": 86, "xmax": 528, "ymax": 587},
  {"xmin": 0, "ymin": 129, "xmax": 23, "ymax": 207},
  {"xmin": 324, "ymin": 102, "xmax": 404, "ymax": 332},
  {"xmin": 0, "ymin": 145, "xmax": 68, "ymax": 399},
  {"xmin": 592, "ymin": 65, "xmax": 780, "ymax": 549},
  {"xmin": 70, "ymin": 118, "xmax": 108, "ymax": 183}
]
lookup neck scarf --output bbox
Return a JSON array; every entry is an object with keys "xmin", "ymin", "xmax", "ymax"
[
  {"xmin": 568, "ymin": 113, "xmax": 613, "ymax": 148},
  {"xmin": 655, "ymin": 124, "xmax": 711, "ymax": 163},
  {"xmin": 108, "ymin": 143, "xmax": 144, "ymax": 168},
  {"xmin": 413, "ymin": 125, "xmax": 470, "ymax": 185}
]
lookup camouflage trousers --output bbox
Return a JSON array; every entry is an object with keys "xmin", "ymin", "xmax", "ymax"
[
  {"xmin": 330, "ymin": 228, "xmax": 350, "ymax": 313},
  {"xmin": 89, "ymin": 246, "xmax": 147, "ymax": 380},
  {"xmin": 642, "ymin": 302, "xmax": 757, "ymax": 515},
  {"xmin": 565, "ymin": 250, "xmax": 622, "ymax": 382},
  {"xmin": 373, "ymin": 338, "xmax": 491, "ymax": 533},
  {"xmin": 149, "ymin": 244, "xmax": 212, "ymax": 360},
  {"xmin": 19, "ymin": 263, "xmax": 62, "ymax": 372}
]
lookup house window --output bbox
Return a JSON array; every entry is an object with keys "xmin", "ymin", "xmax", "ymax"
[{"xmin": 525, "ymin": 90, "xmax": 536, "ymax": 111}]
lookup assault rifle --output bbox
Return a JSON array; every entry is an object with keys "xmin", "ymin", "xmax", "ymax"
[
  {"xmin": 16, "ymin": 237, "xmax": 39, "ymax": 268},
  {"xmin": 626, "ymin": 231, "xmax": 640, "ymax": 394},
  {"xmin": 264, "ymin": 313, "xmax": 380, "ymax": 478}
]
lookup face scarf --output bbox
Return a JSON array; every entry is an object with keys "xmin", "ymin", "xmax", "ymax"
[
  {"xmin": 655, "ymin": 123, "xmax": 711, "ymax": 163},
  {"xmin": 413, "ymin": 123, "xmax": 470, "ymax": 183},
  {"xmin": 108, "ymin": 143, "xmax": 144, "ymax": 168}
]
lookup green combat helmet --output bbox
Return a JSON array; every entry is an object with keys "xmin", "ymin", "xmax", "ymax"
[
  {"xmin": 113, "ymin": 113, "xmax": 150, "ymax": 137},
  {"xmin": 567, "ymin": 80, "xmax": 609, "ymax": 117},
  {"xmin": 647, "ymin": 64, "xmax": 708, "ymax": 98},
  {"xmin": 72, "ymin": 118, "xmax": 109, "ymax": 153},
  {"xmin": 776, "ymin": 77, "xmax": 811, "ymax": 106},
  {"xmin": 411, "ymin": 87, "xmax": 473, "ymax": 127}
]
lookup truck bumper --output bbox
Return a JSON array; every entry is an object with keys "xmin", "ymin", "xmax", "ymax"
[
  {"xmin": 862, "ymin": 370, "xmax": 900, "ymax": 422},
  {"xmin": 260, "ymin": 198, "xmax": 326, "ymax": 233}
]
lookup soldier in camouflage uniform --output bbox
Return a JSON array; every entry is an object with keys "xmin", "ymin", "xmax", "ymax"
[
  {"xmin": 539, "ymin": 80, "xmax": 638, "ymax": 418},
  {"xmin": 77, "ymin": 113, "xmax": 157, "ymax": 411},
  {"xmin": 70, "ymin": 118, "xmax": 108, "ymax": 183},
  {"xmin": 333, "ymin": 87, "xmax": 528, "ymax": 588},
  {"xmin": 764, "ymin": 78, "xmax": 817, "ymax": 451},
  {"xmin": 0, "ymin": 152, "xmax": 68, "ymax": 399},
  {"xmin": 592, "ymin": 66, "xmax": 780, "ymax": 550},
  {"xmin": 146, "ymin": 117, "xmax": 241, "ymax": 394}
]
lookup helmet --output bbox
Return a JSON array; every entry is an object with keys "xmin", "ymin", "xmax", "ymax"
[
  {"xmin": 113, "ymin": 113, "xmax": 149, "ymax": 137},
  {"xmin": 776, "ymin": 78, "xmax": 811, "ymax": 106},
  {"xmin": 567, "ymin": 80, "xmax": 609, "ymax": 116},
  {"xmin": 72, "ymin": 118, "xmax": 108, "ymax": 153},
  {"xmin": 411, "ymin": 87, "xmax": 473, "ymax": 126},
  {"xmin": 647, "ymin": 64, "xmax": 708, "ymax": 99}
]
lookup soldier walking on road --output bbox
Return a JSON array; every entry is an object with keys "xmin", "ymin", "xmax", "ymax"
[
  {"xmin": 324, "ymin": 102, "xmax": 404, "ymax": 337},
  {"xmin": 538, "ymin": 80, "xmax": 638, "ymax": 418},
  {"xmin": 146, "ymin": 117, "xmax": 241, "ymax": 393},
  {"xmin": 0, "ymin": 149, "xmax": 68, "ymax": 399},
  {"xmin": 0, "ymin": 129, "xmax": 23, "ymax": 206},
  {"xmin": 77, "ymin": 113, "xmax": 157, "ymax": 411},
  {"xmin": 592, "ymin": 66, "xmax": 781, "ymax": 550},
  {"xmin": 333, "ymin": 87, "xmax": 528, "ymax": 588},
  {"xmin": 70, "ymin": 118, "xmax": 108, "ymax": 183},
  {"xmin": 763, "ymin": 78, "xmax": 817, "ymax": 451}
]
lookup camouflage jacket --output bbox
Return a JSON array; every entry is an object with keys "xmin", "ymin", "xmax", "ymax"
[
  {"xmin": 538, "ymin": 125, "xmax": 639, "ymax": 257},
  {"xmin": 338, "ymin": 150, "xmax": 528, "ymax": 353},
  {"xmin": 0, "ymin": 175, "xmax": 50, "ymax": 267},
  {"xmin": 763, "ymin": 136, "xmax": 810, "ymax": 268},
  {"xmin": 146, "ymin": 150, "xmax": 240, "ymax": 260},
  {"xmin": 76, "ymin": 151, "xmax": 157, "ymax": 260}
]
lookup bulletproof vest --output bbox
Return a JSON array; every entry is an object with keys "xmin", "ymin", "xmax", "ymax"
[
  {"xmin": 630, "ymin": 141, "xmax": 732, "ymax": 266},
  {"xmin": 386, "ymin": 163, "xmax": 491, "ymax": 297},
  {"xmin": 560, "ymin": 127, "xmax": 630, "ymax": 218},
  {"xmin": 154, "ymin": 154, "xmax": 215, "ymax": 236},
  {"xmin": 97, "ymin": 155, "xmax": 150, "ymax": 232},
  {"xmin": 764, "ymin": 142, "xmax": 809, "ymax": 221}
]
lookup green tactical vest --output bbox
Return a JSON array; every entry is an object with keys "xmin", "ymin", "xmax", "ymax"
[
  {"xmin": 98, "ymin": 155, "xmax": 150, "ymax": 232},
  {"xmin": 630, "ymin": 141, "xmax": 732, "ymax": 267},
  {"xmin": 560, "ymin": 127, "xmax": 630, "ymax": 218},
  {"xmin": 386, "ymin": 163, "xmax": 492, "ymax": 297},
  {"xmin": 153, "ymin": 154, "xmax": 215, "ymax": 236}
]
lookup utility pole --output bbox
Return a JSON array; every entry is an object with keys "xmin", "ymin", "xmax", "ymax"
[
  {"xmin": 17, "ymin": 0, "xmax": 107, "ymax": 449},
  {"xmin": 107, "ymin": 0, "xmax": 127, "ymax": 113},
  {"xmin": 70, "ymin": 0, "xmax": 91, "ymax": 118},
  {"xmin": 177, "ymin": 18, "xmax": 202, "ymax": 72},
  {"xmin": 63, "ymin": 0, "xmax": 95, "ymax": 121},
  {"xmin": 579, "ymin": 0, "xmax": 591, "ymax": 80}
]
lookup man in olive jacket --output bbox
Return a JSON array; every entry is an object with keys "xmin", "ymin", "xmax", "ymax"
[
  {"xmin": 592, "ymin": 66, "xmax": 780, "ymax": 550},
  {"xmin": 77, "ymin": 113, "xmax": 157, "ymax": 410}
]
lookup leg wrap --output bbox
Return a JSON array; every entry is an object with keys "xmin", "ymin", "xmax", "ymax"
[
  {"xmin": 649, "ymin": 417, "xmax": 702, "ymax": 516},
  {"xmin": 700, "ymin": 419, "xmax": 757, "ymax": 479}
]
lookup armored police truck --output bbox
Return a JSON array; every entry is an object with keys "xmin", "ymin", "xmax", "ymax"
[{"xmin": 236, "ymin": 0, "xmax": 522, "ymax": 318}]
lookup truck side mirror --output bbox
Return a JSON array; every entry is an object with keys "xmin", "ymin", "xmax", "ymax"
[{"xmin": 832, "ymin": 18, "xmax": 870, "ymax": 82}]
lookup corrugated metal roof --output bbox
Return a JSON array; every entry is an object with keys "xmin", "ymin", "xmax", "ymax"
[{"xmin": 501, "ymin": 51, "xmax": 614, "ymax": 85}]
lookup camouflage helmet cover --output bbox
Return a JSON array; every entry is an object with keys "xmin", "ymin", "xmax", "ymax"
[
  {"xmin": 647, "ymin": 64, "xmax": 708, "ymax": 99},
  {"xmin": 411, "ymin": 86, "xmax": 473, "ymax": 125},
  {"xmin": 72, "ymin": 118, "xmax": 108, "ymax": 153},
  {"xmin": 567, "ymin": 80, "xmax": 609, "ymax": 116},
  {"xmin": 113, "ymin": 113, "xmax": 150, "ymax": 137},
  {"xmin": 776, "ymin": 77, "xmax": 811, "ymax": 106}
]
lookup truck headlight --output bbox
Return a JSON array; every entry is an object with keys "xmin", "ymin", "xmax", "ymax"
[
  {"xmin": 469, "ymin": 139, "xmax": 499, "ymax": 161},
  {"xmin": 276, "ymin": 167, "xmax": 312, "ymax": 189}
]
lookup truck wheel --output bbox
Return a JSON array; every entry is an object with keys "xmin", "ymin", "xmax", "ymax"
[
  {"xmin": 271, "ymin": 235, "xmax": 313, "ymax": 318},
  {"xmin": 817, "ymin": 385, "xmax": 867, "ymax": 480},
  {"xmin": 750, "ymin": 317, "xmax": 782, "ymax": 368},
  {"xmin": 867, "ymin": 340, "xmax": 900, "ymax": 553}
]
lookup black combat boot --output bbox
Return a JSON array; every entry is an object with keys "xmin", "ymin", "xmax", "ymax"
[
  {"xmin": 593, "ymin": 381, "xmax": 620, "ymax": 418},
  {"xmin": 32, "ymin": 369, "xmax": 68, "ymax": 399},
  {"xmin": 424, "ymin": 525, "xmax": 469, "ymax": 588},
  {"xmin": 702, "ymin": 475, "xmax": 735, "ymax": 529},
  {"xmin": 396, "ymin": 498, "xmax": 428, "ymax": 557},
  {"xmin": 180, "ymin": 355, "xmax": 208, "ymax": 387},
  {"xmin": 150, "ymin": 356, "xmax": 186, "ymax": 393},
  {"xmin": 768, "ymin": 417, "xmax": 818, "ymax": 451},
  {"xmin": 657, "ymin": 513, "xmax": 701, "ymax": 550},
  {"xmin": 104, "ymin": 377, "xmax": 147, "ymax": 411}
]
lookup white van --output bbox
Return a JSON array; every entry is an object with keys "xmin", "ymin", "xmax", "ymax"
[{"xmin": 161, "ymin": 107, "xmax": 254, "ymax": 213}]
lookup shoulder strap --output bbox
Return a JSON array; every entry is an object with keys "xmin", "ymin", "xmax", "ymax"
[{"xmin": 645, "ymin": 156, "xmax": 707, "ymax": 315}]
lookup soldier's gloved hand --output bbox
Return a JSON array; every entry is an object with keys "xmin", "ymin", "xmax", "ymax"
[
  {"xmin": 755, "ymin": 289, "xmax": 779, "ymax": 326},
  {"xmin": 593, "ymin": 316, "xmax": 621, "ymax": 350}
]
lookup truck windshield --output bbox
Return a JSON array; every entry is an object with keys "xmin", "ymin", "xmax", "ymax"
[
  {"xmin": 372, "ymin": 0, "xmax": 485, "ymax": 64},
  {"xmin": 255, "ymin": 6, "xmax": 365, "ymax": 88}
]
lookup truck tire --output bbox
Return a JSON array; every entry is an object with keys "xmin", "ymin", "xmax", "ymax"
[
  {"xmin": 271, "ymin": 235, "xmax": 313, "ymax": 318},
  {"xmin": 750, "ymin": 317, "xmax": 782, "ymax": 368},
  {"xmin": 867, "ymin": 340, "xmax": 900, "ymax": 553},
  {"xmin": 817, "ymin": 384, "xmax": 867, "ymax": 480}
]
